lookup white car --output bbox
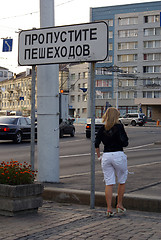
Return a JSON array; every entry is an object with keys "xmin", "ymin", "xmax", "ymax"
[{"xmin": 119, "ymin": 113, "xmax": 146, "ymax": 126}]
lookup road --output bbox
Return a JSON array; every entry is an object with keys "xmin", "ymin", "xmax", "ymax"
[{"xmin": 0, "ymin": 125, "xmax": 161, "ymax": 178}]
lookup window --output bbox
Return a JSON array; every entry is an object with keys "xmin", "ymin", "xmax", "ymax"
[
  {"xmin": 109, "ymin": 43, "xmax": 113, "ymax": 50},
  {"xmin": 118, "ymin": 29, "xmax": 138, "ymax": 38},
  {"xmin": 122, "ymin": 66, "xmax": 137, "ymax": 74},
  {"xmin": 144, "ymin": 28, "xmax": 161, "ymax": 36},
  {"xmin": 147, "ymin": 91, "xmax": 152, "ymax": 98},
  {"xmin": 83, "ymin": 83, "xmax": 87, "ymax": 88},
  {"xmin": 82, "ymin": 94, "xmax": 87, "ymax": 101},
  {"xmin": 4, "ymin": 71, "xmax": 7, "ymax": 77},
  {"xmin": 82, "ymin": 108, "xmax": 87, "ymax": 114},
  {"xmin": 118, "ymin": 54, "xmax": 137, "ymax": 62},
  {"xmin": 107, "ymin": 19, "xmax": 113, "ymax": 26},
  {"xmin": 109, "ymin": 31, "xmax": 113, "ymax": 38},
  {"xmin": 143, "ymin": 66, "xmax": 161, "ymax": 73},
  {"xmin": 71, "ymin": 74, "xmax": 75, "ymax": 81},
  {"xmin": 118, "ymin": 17, "xmax": 138, "ymax": 25},
  {"xmin": 144, "ymin": 15, "xmax": 159, "ymax": 23},
  {"xmin": 83, "ymin": 72, "xmax": 88, "ymax": 78},
  {"xmin": 78, "ymin": 95, "xmax": 80, "ymax": 102},
  {"xmin": 118, "ymin": 42, "xmax": 138, "ymax": 50},
  {"xmin": 154, "ymin": 91, "xmax": 159, "ymax": 98},
  {"xmin": 70, "ymin": 95, "xmax": 75, "ymax": 102},
  {"xmin": 71, "ymin": 84, "xmax": 75, "ymax": 91},
  {"xmin": 95, "ymin": 80, "xmax": 112, "ymax": 87},
  {"xmin": 144, "ymin": 53, "xmax": 161, "ymax": 61},
  {"xmin": 78, "ymin": 83, "xmax": 80, "ymax": 90},
  {"xmin": 0, "ymin": 71, "xmax": 3, "ymax": 77}
]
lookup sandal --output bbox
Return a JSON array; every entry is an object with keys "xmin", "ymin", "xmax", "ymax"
[
  {"xmin": 107, "ymin": 211, "xmax": 115, "ymax": 217},
  {"xmin": 116, "ymin": 206, "xmax": 126, "ymax": 213}
]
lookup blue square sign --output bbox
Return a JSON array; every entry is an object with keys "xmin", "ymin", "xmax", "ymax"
[{"xmin": 2, "ymin": 39, "xmax": 13, "ymax": 52}]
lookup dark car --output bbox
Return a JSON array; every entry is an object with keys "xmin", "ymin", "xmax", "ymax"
[
  {"xmin": 86, "ymin": 118, "xmax": 104, "ymax": 138},
  {"xmin": 0, "ymin": 116, "xmax": 37, "ymax": 143},
  {"xmin": 59, "ymin": 119, "xmax": 75, "ymax": 138}
]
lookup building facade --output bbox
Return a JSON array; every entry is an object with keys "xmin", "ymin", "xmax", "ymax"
[
  {"xmin": 0, "ymin": 67, "xmax": 13, "ymax": 82},
  {"xmin": 68, "ymin": 63, "xmax": 88, "ymax": 119},
  {"xmin": 0, "ymin": 64, "xmax": 89, "ymax": 119},
  {"xmin": 91, "ymin": 1, "xmax": 161, "ymax": 120},
  {"xmin": 0, "ymin": 69, "xmax": 35, "ymax": 116}
]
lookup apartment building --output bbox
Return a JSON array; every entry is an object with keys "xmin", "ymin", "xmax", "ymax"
[
  {"xmin": 68, "ymin": 63, "xmax": 88, "ymax": 118},
  {"xmin": 0, "ymin": 69, "xmax": 35, "ymax": 116},
  {"xmin": 91, "ymin": 1, "xmax": 161, "ymax": 120},
  {"xmin": 0, "ymin": 67, "xmax": 13, "ymax": 82},
  {"xmin": 0, "ymin": 64, "xmax": 89, "ymax": 119}
]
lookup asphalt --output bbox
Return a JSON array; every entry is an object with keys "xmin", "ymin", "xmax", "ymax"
[{"xmin": 1, "ymin": 122, "xmax": 161, "ymax": 240}]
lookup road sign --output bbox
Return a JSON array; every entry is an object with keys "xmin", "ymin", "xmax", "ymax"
[
  {"xmin": 18, "ymin": 22, "xmax": 108, "ymax": 66},
  {"xmin": 2, "ymin": 39, "xmax": 13, "ymax": 52}
]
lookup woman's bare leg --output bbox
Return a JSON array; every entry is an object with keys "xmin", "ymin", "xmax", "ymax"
[
  {"xmin": 117, "ymin": 183, "xmax": 125, "ymax": 208},
  {"xmin": 105, "ymin": 185, "xmax": 113, "ymax": 212}
]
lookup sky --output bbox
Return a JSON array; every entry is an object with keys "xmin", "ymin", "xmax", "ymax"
[{"xmin": 0, "ymin": 0, "xmax": 160, "ymax": 74}]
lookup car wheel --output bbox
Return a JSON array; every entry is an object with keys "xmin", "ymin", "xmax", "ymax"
[
  {"xmin": 13, "ymin": 131, "xmax": 22, "ymax": 144},
  {"xmin": 131, "ymin": 121, "xmax": 136, "ymax": 126},
  {"xmin": 70, "ymin": 129, "xmax": 75, "ymax": 137},
  {"xmin": 60, "ymin": 130, "xmax": 64, "ymax": 138}
]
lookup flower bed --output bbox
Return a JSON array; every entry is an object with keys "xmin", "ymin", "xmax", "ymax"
[
  {"xmin": 0, "ymin": 160, "xmax": 36, "ymax": 185},
  {"xmin": 0, "ymin": 160, "xmax": 43, "ymax": 216}
]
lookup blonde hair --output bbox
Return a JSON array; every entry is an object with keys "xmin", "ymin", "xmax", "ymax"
[{"xmin": 102, "ymin": 107, "xmax": 120, "ymax": 130}]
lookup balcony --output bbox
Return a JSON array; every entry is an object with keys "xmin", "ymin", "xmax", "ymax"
[
  {"xmin": 27, "ymin": 93, "xmax": 31, "ymax": 99},
  {"xmin": 14, "ymin": 94, "xmax": 20, "ymax": 101},
  {"xmin": 7, "ymin": 95, "xmax": 12, "ymax": 101},
  {"xmin": 15, "ymin": 86, "xmax": 21, "ymax": 92},
  {"xmin": 7, "ymin": 87, "xmax": 14, "ymax": 93}
]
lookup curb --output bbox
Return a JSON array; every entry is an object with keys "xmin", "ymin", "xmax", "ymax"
[{"xmin": 42, "ymin": 187, "xmax": 161, "ymax": 213}]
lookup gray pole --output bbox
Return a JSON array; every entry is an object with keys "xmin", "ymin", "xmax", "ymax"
[
  {"xmin": 37, "ymin": 0, "xmax": 59, "ymax": 182},
  {"xmin": 30, "ymin": 65, "xmax": 36, "ymax": 171},
  {"xmin": 90, "ymin": 62, "xmax": 96, "ymax": 209}
]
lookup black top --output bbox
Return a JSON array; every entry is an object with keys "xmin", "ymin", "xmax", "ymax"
[{"xmin": 95, "ymin": 123, "xmax": 128, "ymax": 152}]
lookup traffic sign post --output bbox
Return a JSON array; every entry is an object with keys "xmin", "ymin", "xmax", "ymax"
[{"xmin": 18, "ymin": 19, "xmax": 108, "ymax": 208}]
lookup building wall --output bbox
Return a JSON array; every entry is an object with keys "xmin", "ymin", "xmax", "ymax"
[
  {"xmin": 0, "ymin": 67, "xmax": 13, "ymax": 82},
  {"xmin": 0, "ymin": 71, "xmax": 35, "ymax": 116},
  {"xmin": 91, "ymin": 1, "xmax": 161, "ymax": 120},
  {"xmin": 68, "ymin": 63, "xmax": 88, "ymax": 118}
]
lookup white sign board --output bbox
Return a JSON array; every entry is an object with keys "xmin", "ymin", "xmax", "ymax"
[{"xmin": 18, "ymin": 22, "xmax": 108, "ymax": 65}]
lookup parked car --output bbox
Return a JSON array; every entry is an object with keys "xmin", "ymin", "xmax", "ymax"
[
  {"xmin": 0, "ymin": 116, "xmax": 37, "ymax": 143},
  {"xmin": 119, "ymin": 113, "xmax": 147, "ymax": 126},
  {"xmin": 86, "ymin": 118, "xmax": 104, "ymax": 138},
  {"xmin": 59, "ymin": 119, "xmax": 75, "ymax": 138}
]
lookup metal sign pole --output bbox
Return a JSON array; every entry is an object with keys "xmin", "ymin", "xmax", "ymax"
[
  {"xmin": 90, "ymin": 62, "xmax": 96, "ymax": 209},
  {"xmin": 30, "ymin": 65, "xmax": 36, "ymax": 171}
]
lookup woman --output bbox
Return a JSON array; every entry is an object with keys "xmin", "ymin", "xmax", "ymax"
[{"xmin": 95, "ymin": 107, "xmax": 128, "ymax": 217}]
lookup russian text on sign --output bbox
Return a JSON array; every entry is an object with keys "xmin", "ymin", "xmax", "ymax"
[{"xmin": 18, "ymin": 22, "xmax": 108, "ymax": 65}]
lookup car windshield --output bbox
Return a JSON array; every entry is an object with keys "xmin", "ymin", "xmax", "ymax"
[{"xmin": 0, "ymin": 117, "xmax": 18, "ymax": 124}]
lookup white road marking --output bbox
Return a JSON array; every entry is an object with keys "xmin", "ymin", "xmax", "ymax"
[{"xmin": 60, "ymin": 143, "xmax": 160, "ymax": 158}]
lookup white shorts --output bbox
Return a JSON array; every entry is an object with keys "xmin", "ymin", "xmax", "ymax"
[{"xmin": 101, "ymin": 151, "xmax": 128, "ymax": 185}]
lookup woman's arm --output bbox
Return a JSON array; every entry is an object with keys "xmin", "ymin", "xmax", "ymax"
[{"xmin": 95, "ymin": 148, "xmax": 100, "ymax": 158}]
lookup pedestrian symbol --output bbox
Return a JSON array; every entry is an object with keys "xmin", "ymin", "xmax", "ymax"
[{"xmin": 2, "ymin": 39, "xmax": 13, "ymax": 52}]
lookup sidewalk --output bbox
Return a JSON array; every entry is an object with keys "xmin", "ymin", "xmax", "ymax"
[
  {"xmin": 42, "ymin": 159, "xmax": 161, "ymax": 213},
  {"xmin": 1, "ymin": 201, "xmax": 161, "ymax": 240}
]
